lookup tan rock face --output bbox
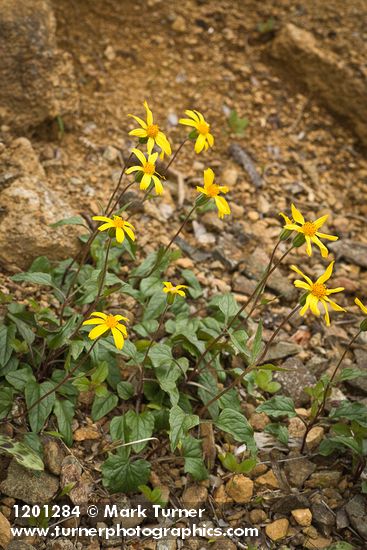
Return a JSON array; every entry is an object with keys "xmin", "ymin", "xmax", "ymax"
[
  {"xmin": 291, "ymin": 508, "xmax": 312, "ymax": 527},
  {"xmin": 225, "ymin": 474, "xmax": 254, "ymax": 504},
  {"xmin": 265, "ymin": 518, "xmax": 289, "ymax": 541},
  {"xmin": 0, "ymin": 138, "xmax": 82, "ymax": 270},
  {"xmin": 255, "ymin": 469, "xmax": 280, "ymax": 489},
  {"xmin": 0, "ymin": 0, "xmax": 78, "ymax": 130},
  {"xmin": 0, "ymin": 511, "xmax": 12, "ymax": 549},
  {"xmin": 271, "ymin": 23, "xmax": 367, "ymax": 146}
]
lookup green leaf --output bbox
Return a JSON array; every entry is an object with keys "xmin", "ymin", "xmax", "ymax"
[
  {"xmin": 325, "ymin": 543, "xmax": 355, "ymax": 550},
  {"xmin": 218, "ymin": 293, "xmax": 239, "ymax": 322},
  {"xmin": 251, "ymin": 321, "xmax": 263, "ymax": 363},
  {"xmin": 264, "ymin": 423, "xmax": 289, "ymax": 445},
  {"xmin": 0, "ymin": 324, "xmax": 16, "ymax": 367},
  {"xmin": 169, "ymin": 406, "xmax": 200, "ymax": 451},
  {"xmin": 91, "ymin": 362, "xmax": 109, "ymax": 385},
  {"xmin": 54, "ymin": 400, "xmax": 75, "ymax": 446},
  {"xmin": 219, "ymin": 452, "xmax": 256, "ymax": 474},
  {"xmin": 197, "ymin": 371, "xmax": 219, "ymax": 420},
  {"xmin": 139, "ymin": 485, "xmax": 167, "ymax": 506},
  {"xmin": 102, "ymin": 454, "xmax": 151, "ymax": 493},
  {"xmin": 7, "ymin": 312, "xmax": 35, "ymax": 345},
  {"xmin": 181, "ymin": 269, "xmax": 202, "ymax": 299},
  {"xmin": 338, "ymin": 368, "xmax": 367, "ymax": 382},
  {"xmin": 143, "ymin": 292, "xmax": 166, "ymax": 322},
  {"xmin": 116, "ymin": 381, "xmax": 134, "ymax": 400},
  {"xmin": 229, "ymin": 329, "xmax": 251, "ymax": 359},
  {"xmin": 140, "ymin": 276, "xmax": 162, "ymax": 297},
  {"xmin": 181, "ymin": 436, "xmax": 208, "ymax": 481},
  {"xmin": 0, "ymin": 387, "xmax": 14, "ymax": 419},
  {"xmin": 47, "ymin": 314, "xmax": 78, "ymax": 349},
  {"xmin": 12, "ymin": 272, "xmax": 55, "ymax": 287},
  {"xmin": 330, "ymin": 401, "xmax": 367, "ymax": 427},
  {"xmin": 256, "ymin": 396, "xmax": 297, "ymax": 418},
  {"xmin": 110, "ymin": 411, "xmax": 155, "ymax": 453},
  {"xmin": 28, "ymin": 256, "xmax": 51, "ymax": 273},
  {"xmin": 50, "ymin": 215, "xmax": 88, "ymax": 228},
  {"xmin": 227, "ymin": 109, "xmax": 249, "ymax": 136},
  {"xmin": 6, "ymin": 366, "xmax": 36, "ymax": 390},
  {"xmin": 0, "ymin": 435, "xmax": 44, "ymax": 471},
  {"xmin": 215, "ymin": 409, "xmax": 256, "ymax": 453},
  {"xmin": 25, "ymin": 381, "xmax": 56, "ymax": 433},
  {"xmin": 319, "ymin": 436, "xmax": 363, "ymax": 456},
  {"xmin": 254, "ymin": 370, "xmax": 281, "ymax": 393},
  {"xmin": 91, "ymin": 391, "xmax": 118, "ymax": 421}
]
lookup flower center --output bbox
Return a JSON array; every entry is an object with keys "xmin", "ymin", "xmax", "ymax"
[
  {"xmin": 197, "ymin": 121, "xmax": 209, "ymax": 135},
  {"xmin": 146, "ymin": 124, "xmax": 159, "ymax": 138},
  {"xmin": 303, "ymin": 221, "xmax": 316, "ymax": 236},
  {"xmin": 105, "ymin": 315, "xmax": 118, "ymax": 328},
  {"xmin": 143, "ymin": 162, "xmax": 155, "ymax": 175},
  {"xmin": 113, "ymin": 216, "xmax": 125, "ymax": 228},
  {"xmin": 311, "ymin": 283, "xmax": 327, "ymax": 298},
  {"xmin": 206, "ymin": 183, "xmax": 220, "ymax": 197}
]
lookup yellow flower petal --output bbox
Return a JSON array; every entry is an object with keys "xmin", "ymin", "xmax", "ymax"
[
  {"xmin": 316, "ymin": 232, "xmax": 338, "ymax": 241},
  {"xmin": 294, "ymin": 280, "xmax": 311, "ymax": 291},
  {"xmin": 124, "ymin": 226, "xmax": 135, "ymax": 241},
  {"xmin": 144, "ymin": 100, "xmax": 153, "ymax": 126},
  {"xmin": 355, "ymin": 297, "xmax": 367, "ymax": 315},
  {"xmin": 82, "ymin": 318, "xmax": 106, "ymax": 325},
  {"xmin": 291, "ymin": 204, "xmax": 305, "ymax": 225},
  {"xmin": 115, "ymin": 227, "xmax": 125, "ymax": 243},
  {"xmin": 291, "ymin": 265, "xmax": 313, "ymax": 286},
  {"xmin": 194, "ymin": 134, "xmax": 206, "ymax": 154},
  {"xmin": 204, "ymin": 167, "xmax": 215, "ymax": 187},
  {"xmin": 93, "ymin": 216, "xmax": 113, "ymax": 223},
  {"xmin": 88, "ymin": 324, "xmax": 109, "ymax": 340},
  {"xmin": 128, "ymin": 114, "xmax": 147, "ymax": 128},
  {"xmin": 309, "ymin": 294, "xmax": 321, "ymax": 316},
  {"xmin": 131, "ymin": 148, "xmax": 147, "ymax": 165},
  {"xmin": 215, "ymin": 196, "xmax": 231, "ymax": 218},
  {"xmin": 311, "ymin": 235, "xmax": 329, "ymax": 258},
  {"xmin": 111, "ymin": 327, "xmax": 124, "ymax": 350},
  {"xmin": 316, "ymin": 261, "xmax": 334, "ymax": 284},
  {"xmin": 179, "ymin": 118, "xmax": 196, "ymax": 127},
  {"xmin": 129, "ymin": 128, "xmax": 148, "ymax": 137},
  {"xmin": 313, "ymin": 214, "xmax": 328, "ymax": 229},
  {"xmin": 90, "ymin": 312, "xmax": 108, "ymax": 319},
  {"xmin": 185, "ymin": 110, "xmax": 200, "ymax": 121}
]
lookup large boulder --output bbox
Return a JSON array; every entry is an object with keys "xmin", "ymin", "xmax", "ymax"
[
  {"xmin": 271, "ymin": 23, "xmax": 367, "ymax": 146},
  {"xmin": 0, "ymin": 0, "xmax": 78, "ymax": 131},
  {"xmin": 0, "ymin": 138, "xmax": 82, "ymax": 270}
]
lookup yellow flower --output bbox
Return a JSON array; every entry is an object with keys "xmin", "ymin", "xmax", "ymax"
[
  {"xmin": 291, "ymin": 261, "xmax": 346, "ymax": 326},
  {"xmin": 125, "ymin": 148, "xmax": 164, "ymax": 195},
  {"xmin": 355, "ymin": 297, "xmax": 367, "ymax": 315},
  {"xmin": 196, "ymin": 168, "xmax": 230, "ymax": 219},
  {"xmin": 179, "ymin": 110, "xmax": 214, "ymax": 154},
  {"xmin": 282, "ymin": 204, "xmax": 338, "ymax": 258},
  {"xmin": 93, "ymin": 215, "xmax": 135, "ymax": 243},
  {"xmin": 162, "ymin": 282, "xmax": 188, "ymax": 297},
  {"xmin": 83, "ymin": 312, "xmax": 128, "ymax": 350},
  {"xmin": 128, "ymin": 101, "xmax": 171, "ymax": 157}
]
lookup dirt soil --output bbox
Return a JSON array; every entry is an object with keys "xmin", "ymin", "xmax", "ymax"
[{"xmin": 1, "ymin": 0, "xmax": 367, "ymax": 548}]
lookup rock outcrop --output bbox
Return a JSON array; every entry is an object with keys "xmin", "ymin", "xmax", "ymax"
[
  {"xmin": 271, "ymin": 23, "xmax": 367, "ymax": 146},
  {"xmin": 0, "ymin": 138, "xmax": 82, "ymax": 271},
  {"xmin": 0, "ymin": 0, "xmax": 78, "ymax": 131}
]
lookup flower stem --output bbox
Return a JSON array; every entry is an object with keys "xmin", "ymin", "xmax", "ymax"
[
  {"xmin": 188, "ymin": 241, "xmax": 293, "ymax": 382},
  {"xmin": 3, "ymin": 339, "xmax": 99, "ymax": 425},
  {"xmin": 135, "ymin": 304, "xmax": 169, "ymax": 412},
  {"xmin": 163, "ymin": 139, "xmax": 187, "ymax": 176},
  {"xmin": 198, "ymin": 303, "xmax": 301, "ymax": 416},
  {"xmin": 300, "ymin": 329, "xmax": 361, "ymax": 453}
]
